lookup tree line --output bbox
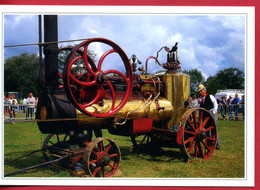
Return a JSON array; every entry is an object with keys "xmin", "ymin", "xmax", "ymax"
[
  {"xmin": 4, "ymin": 52, "xmax": 245, "ymax": 98},
  {"xmin": 183, "ymin": 68, "xmax": 244, "ymax": 96}
]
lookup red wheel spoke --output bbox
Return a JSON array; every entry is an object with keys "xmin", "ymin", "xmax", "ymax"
[
  {"xmin": 204, "ymin": 126, "xmax": 214, "ymax": 133},
  {"xmin": 184, "ymin": 130, "xmax": 196, "ymax": 135},
  {"xmin": 199, "ymin": 142, "xmax": 205, "ymax": 159},
  {"xmin": 184, "ymin": 136, "xmax": 195, "ymax": 145},
  {"xmin": 192, "ymin": 111, "xmax": 198, "ymax": 129},
  {"xmin": 187, "ymin": 140, "xmax": 196, "ymax": 154},
  {"xmin": 102, "ymin": 166, "xmax": 106, "ymax": 177},
  {"xmin": 105, "ymin": 81, "xmax": 116, "ymax": 109},
  {"xmin": 92, "ymin": 167, "xmax": 100, "ymax": 177},
  {"xmin": 89, "ymin": 160, "xmax": 97, "ymax": 165},
  {"xmin": 109, "ymin": 153, "xmax": 119, "ymax": 158},
  {"xmin": 198, "ymin": 111, "xmax": 203, "ymax": 128},
  {"xmin": 187, "ymin": 118, "xmax": 196, "ymax": 131},
  {"xmin": 98, "ymin": 49, "xmax": 117, "ymax": 71},
  {"xmin": 108, "ymin": 163, "xmax": 116, "ymax": 169},
  {"xmin": 206, "ymin": 137, "xmax": 215, "ymax": 141},
  {"xmin": 104, "ymin": 144, "xmax": 112, "ymax": 154},
  {"xmin": 83, "ymin": 44, "xmax": 97, "ymax": 75},
  {"xmin": 98, "ymin": 142, "xmax": 104, "ymax": 152},
  {"xmin": 201, "ymin": 140, "xmax": 211, "ymax": 152},
  {"xmin": 91, "ymin": 149, "xmax": 98, "ymax": 156},
  {"xmin": 199, "ymin": 117, "xmax": 210, "ymax": 130}
]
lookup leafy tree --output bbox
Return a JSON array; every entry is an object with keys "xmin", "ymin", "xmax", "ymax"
[
  {"xmin": 205, "ymin": 67, "xmax": 244, "ymax": 95},
  {"xmin": 182, "ymin": 68, "xmax": 205, "ymax": 95},
  {"xmin": 5, "ymin": 48, "xmax": 97, "ymax": 98},
  {"xmin": 4, "ymin": 52, "xmax": 39, "ymax": 98}
]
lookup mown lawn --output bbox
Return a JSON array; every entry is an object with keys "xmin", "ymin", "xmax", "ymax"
[{"xmin": 4, "ymin": 118, "xmax": 245, "ymax": 178}]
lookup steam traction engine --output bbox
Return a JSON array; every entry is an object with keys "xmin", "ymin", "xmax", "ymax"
[{"xmin": 35, "ymin": 36, "xmax": 217, "ymax": 177}]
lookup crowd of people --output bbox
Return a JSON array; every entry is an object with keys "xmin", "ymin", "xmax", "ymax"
[
  {"xmin": 4, "ymin": 92, "xmax": 38, "ymax": 123},
  {"xmin": 189, "ymin": 90, "xmax": 245, "ymax": 121}
]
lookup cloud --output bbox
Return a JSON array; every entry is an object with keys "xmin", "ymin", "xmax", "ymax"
[{"xmin": 4, "ymin": 14, "xmax": 245, "ymax": 78}]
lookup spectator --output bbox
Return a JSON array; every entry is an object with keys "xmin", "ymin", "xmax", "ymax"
[
  {"xmin": 240, "ymin": 95, "xmax": 245, "ymax": 120},
  {"xmin": 231, "ymin": 94, "xmax": 240, "ymax": 120},
  {"xmin": 219, "ymin": 96, "xmax": 228, "ymax": 120},
  {"xmin": 198, "ymin": 84, "xmax": 220, "ymax": 150},
  {"xmin": 10, "ymin": 99, "xmax": 18, "ymax": 124},
  {"xmin": 189, "ymin": 94, "xmax": 198, "ymax": 108},
  {"xmin": 227, "ymin": 95, "xmax": 233, "ymax": 113},
  {"xmin": 34, "ymin": 97, "xmax": 38, "ymax": 113},
  {"xmin": 23, "ymin": 97, "xmax": 27, "ymax": 113},
  {"xmin": 26, "ymin": 92, "xmax": 35, "ymax": 120},
  {"xmin": 9, "ymin": 94, "xmax": 18, "ymax": 118},
  {"xmin": 19, "ymin": 98, "xmax": 23, "ymax": 113},
  {"xmin": 4, "ymin": 96, "xmax": 10, "ymax": 119}
]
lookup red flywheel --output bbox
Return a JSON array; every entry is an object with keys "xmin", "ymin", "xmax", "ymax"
[{"xmin": 63, "ymin": 38, "xmax": 133, "ymax": 117}]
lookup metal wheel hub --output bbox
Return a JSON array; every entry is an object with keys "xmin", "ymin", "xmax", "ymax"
[
  {"xmin": 199, "ymin": 130, "xmax": 207, "ymax": 140},
  {"xmin": 101, "ymin": 154, "xmax": 111, "ymax": 166}
]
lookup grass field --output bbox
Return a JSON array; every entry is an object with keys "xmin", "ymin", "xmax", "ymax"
[{"xmin": 4, "ymin": 117, "xmax": 245, "ymax": 178}]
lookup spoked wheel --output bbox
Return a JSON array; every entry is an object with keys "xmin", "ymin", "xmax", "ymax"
[
  {"xmin": 42, "ymin": 133, "xmax": 71, "ymax": 161},
  {"xmin": 180, "ymin": 108, "xmax": 217, "ymax": 160},
  {"xmin": 130, "ymin": 134, "xmax": 153, "ymax": 148},
  {"xmin": 63, "ymin": 38, "xmax": 133, "ymax": 117},
  {"xmin": 83, "ymin": 138, "xmax": 121, "ymax": 177}
]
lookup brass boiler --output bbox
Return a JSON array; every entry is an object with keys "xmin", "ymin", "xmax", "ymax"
[
  {"xmin": 37, "ymin": 72, "xmax": 189, "ymax": 134},
  {"xmin": 76, "ymin": 97, "xmax": 173, "ymax": 127},
  {"xmin": 76, "ymin": 72, "xmax": 190, "ymax": 131}
]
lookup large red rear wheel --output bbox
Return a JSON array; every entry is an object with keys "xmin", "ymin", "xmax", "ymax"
[
  {"xmin": 63, "ymin": 38, "xmax": 133, "ymax": 117},
  {"xmin": 180, "ymin": 108, "xmax": 217, "ymax": 160}
]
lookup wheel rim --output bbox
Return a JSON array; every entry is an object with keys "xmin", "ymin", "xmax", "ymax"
[
  {"xmin": 42, "ymin": 133, "xmax": 70, "ymax": 161},
  {"xmin": 63, "ymin": 38, "xmax": 133, "ymax": 117},
  {"xmin": 83, "ymin": 138, "xmax": 121, "ymax": 177},
  {"xmin": 181, "ymin": 108, "xmax": 217, "ymax": 160}
]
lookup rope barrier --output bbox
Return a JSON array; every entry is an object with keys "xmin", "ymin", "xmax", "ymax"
[{"xmin": 4, "ymin": 38, "xmax": 91, "ymax": 48}]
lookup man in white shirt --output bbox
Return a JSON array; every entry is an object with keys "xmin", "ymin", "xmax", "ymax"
[{"xmin": 26, "ymin": 92, "xmax": 35, "ymax": 120}]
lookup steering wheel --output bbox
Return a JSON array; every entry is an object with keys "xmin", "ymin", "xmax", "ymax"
[{"xmin": 63, "ymin": 38, "xmax": 133, "ymax": 117}]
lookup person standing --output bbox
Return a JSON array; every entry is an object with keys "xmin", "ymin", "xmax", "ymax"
[
  {"xmin": 189, "ymin": 94, "xmax": 198, "ymax": 108},
  {"xmin": 240, "ymin": 95, "xmax": 245, "ymax": 120},
  {"xmin": 4, "ymin": 96, "xmax": 11, "ymax": 119},
  {"xmin": 197, "ymin": 84, "xmax": 220, "ymax": 150},
  {"xmin": 10, "ymin": 99, "xmax": 19, "ymax": 124},
  {"xmin": 231, "ymin": 94, "xmax": 240, "ymax": 120},
  {"xmin": 26, "ymin": 92, "xmax": 35, "ymax": 120},
  {"xmin": 23, "ymin": 97, "xmax": 27, "ymax": 113},
  {"xmin": 219, "ymin": 96, "xmax": 228, "ymax": 120}
]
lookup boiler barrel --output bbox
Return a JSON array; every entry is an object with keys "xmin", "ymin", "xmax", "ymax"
[{"xmin": 162, "ymin": 72, "xmax": 190, "ymax": 129}]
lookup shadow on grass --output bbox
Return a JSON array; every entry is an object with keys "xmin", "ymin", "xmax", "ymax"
[
  {"xmin": 120, "ymin": 145, "xmax": 186, "ymax": 163},
  {"xmin": 4, "ymin": 150, "xmax": 74, "ymax": 177}
]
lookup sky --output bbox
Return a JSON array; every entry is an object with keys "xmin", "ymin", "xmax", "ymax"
[{"xmin": 4, "ymin": 14, "xmax": 245, "ymax": 78}]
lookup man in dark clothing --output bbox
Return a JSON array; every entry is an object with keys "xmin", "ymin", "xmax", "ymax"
[{"xmin": 198, "ymin": 84, "xmax": 220, "ymax": 150}]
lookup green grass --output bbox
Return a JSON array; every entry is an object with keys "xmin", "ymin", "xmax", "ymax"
[{"xmin": 4, "ymin": 118, "xmax": 245, "ymax": 178}]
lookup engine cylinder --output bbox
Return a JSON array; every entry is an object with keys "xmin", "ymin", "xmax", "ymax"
[{"xmin": 162, "ymin": 72, "xmax": 190, "ymax": 129}]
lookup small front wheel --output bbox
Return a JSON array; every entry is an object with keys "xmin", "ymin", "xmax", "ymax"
[{"xmin": 83, "ymin": 138, "xmax": 121, "ymax": 177}]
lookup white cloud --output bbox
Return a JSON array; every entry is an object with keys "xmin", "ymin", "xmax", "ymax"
[{"xmin": 4, "ymin": 14, "xmax": 245, "ymax": 78}]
